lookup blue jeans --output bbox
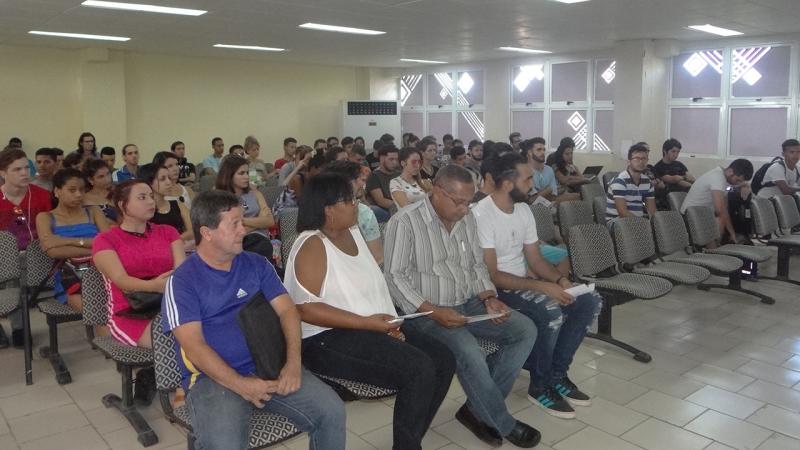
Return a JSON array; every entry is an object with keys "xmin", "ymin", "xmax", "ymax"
[
  {"xmin": 499, "ymin": 289, "xmax": 602, "ymax": 392},
  {"xmin": 186, "ymin": 370, "xmax": 346, "ymax": 450},
  {"xmin": 369, "ymin": 205, "xmax": 391, "ymax": 223},
  {"xmin": 400, "ymin": 296, "xmax": 536, "ymax": 436}
]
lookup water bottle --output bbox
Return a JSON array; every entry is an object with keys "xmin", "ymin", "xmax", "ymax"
[{"xmin": 249, "ymin": 167, "xmax": 258, "ymax": 185}]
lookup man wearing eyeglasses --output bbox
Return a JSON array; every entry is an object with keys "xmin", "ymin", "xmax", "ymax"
[
  {"xmin": 0, "ymin": 147, "xmax": 52, "ymax": 349},
  {"xmin": 605, "ymin": 143, "xmax": 657, "ymax": 227},
  {"xmin": 384, "ymin": 164, "xmax": 540, "ymax": 448}
]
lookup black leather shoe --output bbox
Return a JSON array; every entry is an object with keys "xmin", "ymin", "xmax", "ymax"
[
  {"xmin": 504, "ymin": 420, "xmax": 541, "ymax": 448},
  {"xmin": 0, "ymin": 326, "xmax": 8, "ymax": 349},
  {"xmin": 455, "ymin": 405, "xmax": 503, "ymax": 447}
]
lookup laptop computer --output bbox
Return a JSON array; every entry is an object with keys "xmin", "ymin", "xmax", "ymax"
[{"xmin": 583, "ymin": 166, "xmax": 603, "ymax": 180}]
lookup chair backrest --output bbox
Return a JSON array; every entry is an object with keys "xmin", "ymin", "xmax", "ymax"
[
  {"xmin": 194, "ymin": 163, "xmax": 204, "ymax": 178},
  {"xmin": 668, "ymin": 191, "xmax": 687, "ymax": 212},
  {"xmin": 602, "ymin": 171, "xmax": 618, "ymax": 191},
  {"xmin": 749, "ymin": 196, "xmax": 780, "ymax": 236},
  {"xmin": 24, "ymin": 240, "xmax": 56, "ymax": 289},
  {"xmin": 279, "ymin": 207, "xmax": 299, "ymax": 264},
  {"xmin": 530, "ymin": 204, "xmax": 557, "ymax": 244},
  {"xmin": 151, "ymin": 313, "xmax": 182, "ymax": 392},
  {"xmin": 612, "ymin": 217, "xmax": 656, "ymax": 265},
  {"xmin": 0, "ymin": 231, "xmax": 21, "ymax": 284},
  {"xmin": 580, "ymin": 181, "xmax": 605, "ymax": 201},
  {"xmin": 558, "ymin": 200, "xmax": 594, "ymax": 243},
  {"xmin": 260, "ymin": 185, "xmax": 283, "ymax": 209},
  {"xmin": 567, "ymin": 223, "xmax": 618, "ymax": 277},
  {"xmin": 684, "ymin": 206, "xmax": 719, "ymax": 247},
  {"xmin": 81, "ymin": 266, "xmax": 109, "ymax": 326},
  {"xmin": 772, "ymin": 194, "xmax": 800, "ymax": 230},
  {"xmin": 592, "ymin": 195, "xmax": 607, "ymax": 224},
  {"xmin": 263, "ymin": 175, "xmax": 279, "ymax": 188},
  {"xmin": 652, "ymin": 211, "xmax": 691, "ymax": 256},
  {"xmin": 198, "ymin": 174, "xmax": 216, "ymax": 193}
]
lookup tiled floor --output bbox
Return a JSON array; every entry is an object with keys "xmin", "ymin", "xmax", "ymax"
[{"xmin": 2, "ymin": 253, "xmax": 800, "ymax": 449}]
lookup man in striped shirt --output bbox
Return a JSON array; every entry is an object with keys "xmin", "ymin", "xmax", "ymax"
[
  {"xmin": 605, "ymin": 144, "xmax": 656, "ymax": 226},
  {"xmin": 384, "ymin": 165, "xmax": 540, "ymax": 448}
]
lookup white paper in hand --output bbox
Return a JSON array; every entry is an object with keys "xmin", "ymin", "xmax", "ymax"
[
  {"xmin": 465, "ymin": 312, "xmax": 510, "ymax": 323},
  {"xmin": 532, "ymin": 196, "xmax": 552, "ymax": 208},
  {"xmin": 564, "ymin": 283, "xmax": 595, "ymax": 298}
]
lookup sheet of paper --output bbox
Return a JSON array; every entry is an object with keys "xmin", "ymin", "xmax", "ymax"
[
  {"xmin": 387, "ymin": 311, "xmax": 433, "ymax": 324},
  {"xmin": 465, "ymin": 312, "xmax": 510, "ymax": 323},
  {"xmin": 564, "ymin": 283, "xmax": 595, "ymax": 297},
  {"xmin": 532, "ymin": 195, "xmax": 552, "ymax": 208}
]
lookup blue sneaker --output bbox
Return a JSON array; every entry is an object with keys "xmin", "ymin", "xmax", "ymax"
[
  {"xmin": 528, "ymin": 386, "xmax": 575, "ymax": 419},
  {"xmin": 553, "ymin": 377, "xmax": 592, "ymax": 407}
]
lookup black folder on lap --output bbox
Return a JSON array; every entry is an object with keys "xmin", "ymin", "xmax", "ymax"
[{"xmin": 237, "ymin": 291, "xmax": 286, "ymax": 380}]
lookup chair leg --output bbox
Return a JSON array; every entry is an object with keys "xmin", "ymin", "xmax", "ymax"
[
  {"xmin": 697, "ymin": 272, "xmax": 775, "ymax": 305},
  {"xmin": 22, "ymin": 286, "xmax": 33, "ymax": 386},
  {"xmin": 757, "ymin": 245, "xmax": 800, "ymax": 286},
  {"xmin": 586, "ymin": 294, "xmax": 652, "ymax": 363},
  {"xmin": 39, "ymin": 316, "xmax": 72, "ymax": 385},
  {"xmin": 103, "ymin": 364, "xmax": 159, "ymax": 447}
]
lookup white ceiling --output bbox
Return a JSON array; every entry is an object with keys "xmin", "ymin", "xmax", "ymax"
[{"xmin": 2, "ymin": 0, "xmax": 800, "ymax": 67}]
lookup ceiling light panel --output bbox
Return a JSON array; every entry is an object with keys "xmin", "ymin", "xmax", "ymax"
[
  {"xmin": 298, "ymin": 23, "xmax": 385, "ymax": 35},
  {"xmin": 498, "ymin": 46, "xmax": 552, "ymax": 54},
  {"xmin": 687, "ymin": 24, "xmax": 743, "ymax": 37},
  {"xmin": 29, "ymin": 30, "xmax": 130, "ymax": 41},
  {"xmin": 400, "ymin": 58, "xmax": 447, "ymax": 64},
  {"xmin": 214, "ymin": 44, "xmax": 285, "ymax": 52},
  {"xmin": 81, "ymin": 0, "xmax": 206, "ymax": 16}
]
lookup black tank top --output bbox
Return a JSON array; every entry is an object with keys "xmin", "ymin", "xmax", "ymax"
[{"xmin": 151, "ymin": 200, "xmax": 185, "ymax": 233}]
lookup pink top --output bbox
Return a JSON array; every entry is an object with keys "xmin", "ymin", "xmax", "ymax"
[{"xmin": 92, "ymin": 224, "xmax": 180, "ymax": 345}]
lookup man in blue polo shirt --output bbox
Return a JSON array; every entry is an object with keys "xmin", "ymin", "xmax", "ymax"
[
  {"xmin": 605, "ymin": 143, "xmax": 656, "ymax": 226},
  {"xmin": 162, "ymin": 190, "xmax": 345, "ymax": 450},
  {"xmin": 111, "ymin": 144, "xmax": 140, "ymax": 182}
]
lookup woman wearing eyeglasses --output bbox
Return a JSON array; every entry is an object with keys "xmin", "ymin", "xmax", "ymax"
[
  {"xmin": 390, "ymin": 147, "xmax": 431, "ymax": 209},
  {"xmin": 285, "ymin": 173, "xmax": 455, "ymax": 450}
]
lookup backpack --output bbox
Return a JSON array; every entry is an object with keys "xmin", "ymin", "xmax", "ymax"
[{"xmin": 751, "ymin": 157, "xmax": 784, "ymax": 195}]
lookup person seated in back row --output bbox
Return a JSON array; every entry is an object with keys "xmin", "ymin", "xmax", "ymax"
[{"xmin": 163, "ymin": 190, "xmax": 345, "ymax": 450}]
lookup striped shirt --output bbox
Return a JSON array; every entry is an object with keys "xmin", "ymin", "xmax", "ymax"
[
  {"xmin": 605, "ymin": 169, "xmax": 654, "ymax": 222},
  {"xmin": 384, "ymin": 198, "xmax": 496, "ymax": 314}
]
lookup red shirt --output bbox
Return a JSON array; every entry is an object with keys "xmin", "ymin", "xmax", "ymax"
[
  {"xmin": 0, "ymin": 184, "xmax": 52, "ymax": 250},
  {"xmin": 274, "ymin": 158, "xmax": 287, "ymax": 170}
]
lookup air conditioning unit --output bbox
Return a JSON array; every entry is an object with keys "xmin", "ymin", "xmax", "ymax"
[{"xmin": 340, "ymin": 100, "xmax": 401, "ymax": 145}]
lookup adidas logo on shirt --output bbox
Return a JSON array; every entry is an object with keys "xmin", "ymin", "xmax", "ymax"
[{"xmin": 236, "ymin": 288, "xmax": 248, "ymax": 299}]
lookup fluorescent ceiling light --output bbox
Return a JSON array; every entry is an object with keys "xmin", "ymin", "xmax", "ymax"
[
  {"xmin": 299, "ymin": 23, "xmax": 385, "ymax": 35},
  {"xmin": 400, "ymin": 58, "xmax": 447, "ymax": 64},
  {"xmin": 688, "ymin": 24, "xmax": 743, "ymax": 37},
  {"xmin": 28, "ymin": 30, "xmax": 130, "ymax": 41},
  {"xmin": 81, "ymin": 0, "xmax": 206, "ymax": 16},
  {"xmin": 498, "ymin": 46, "xmax": 552, "ymax": 54},
  {"xmin": 214, "ymin": 44, "xmax": 285, "ymax": 52},
  {"xmin": 551, "ymin": 0, "xmax": 591, "ymax": 3}
]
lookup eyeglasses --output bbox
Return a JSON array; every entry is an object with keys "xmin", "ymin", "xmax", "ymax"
[
  {"xmin": 440, "ymin": 188, "xmax": 472, "ymax": 208},
  {"xmin": 630, "ymin": 156, "xmax": 649, "ymax": 162}
]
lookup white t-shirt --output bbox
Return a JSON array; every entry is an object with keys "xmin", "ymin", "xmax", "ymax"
[
  {"xmin": 472, "ymin": 196, "xmax": 538, "ymax": 277},
  {"xmin": 758, "ymin": 160, "xmax": 799, "ymax": 199},
  {"xmin": 681, "ymin": 166, "xmax": 729, "ymax": 214},
  {"xmin": 389, "ymin": 176, "xmax": 428, "ymax": 207}
]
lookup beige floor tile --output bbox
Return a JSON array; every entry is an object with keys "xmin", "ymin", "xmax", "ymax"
[
  {"xmin": 630, "ymin": 370, "xmax": 705, "ymax": 399},
  {"xmin": 726, "ymin": 328, "xmax": 786, "ymax": 348},
  {"xmin": 345, "ymin": 400, "xmax": 396, "ymax": 436},
  {"xmin": 626, "ymin": 390, "xmax": 706, "ymax": 426},
  {"xmin": 747, "ymin": 405, "xmax": 800, "ymax": 440},
  {"xmin": 620, "ymin": 417, "xmax": 711, "ymax": 450},
  {"xmin": 344, "ymin": 431, "xmax": 378, "ymax": 450},
  {"xmin": 360, "ymin": 423, "xmax": 449, "ymax": 450},
  {"xmin": 510, "ymin": 405, "xmax": 587, "ymax": 447},
  {"xmin": 83, "ymin": 406, "xmax": 134, "ymax": 435},
  {"xmin": 756, "ymin": 433, "xmax": 800, "ymax": 450},
  {"xmin": 782, "ymin": 355, "xmax": 800, "ymax": 371},
  {"xmin": 437, "ymin": 445, "xmax": 466, "ymax": 450},
  {"xmin": 720, "ymin": 313, "xmax": 779, "ymax": 332},
  {"xmin": 430, "ymin": 398, "xmax": 463, "ymax": 428},
  {"xmin": 0, "ymin": 412, "xmax": 8, "ymax": 435},
  {"xmin": 7, "ymin": 404, "xmax": 89, "ymax": 443},
  {"xmin": 773, "ymin": 338, "xmax": 800, "ymax": 356},
  {"xmin": 684, "ymin": 364, "xmax": 755, "ymax": 392},
  {"xmin": 584, "ymin": 353, "xmax": 661, "ymax": 381},
  {"xmin": 739, "ymin": 380, "xmax": 800, "ymax": 412},
  {"xmin": 685, "ymin": 386, "xmax": 764, "ymax": 419},
  {"xmin": 684, "ymin": 347, "xmax": 751, "ymax": 371},
  {"xmin": 0, "ymin": 385, "xmax": 73, "ymax": 420},
  {"xmin": 0, "ymin": 433, "xmax": 19, "ymax": 450},
  {"xmin": 433, "ymin": 419, "xmax": 494, "ymax": 450},
  {"xmin": 282, "ymin": 433, "xmax": 309, "ymax": 450},
  {"xmin": 705, "ymin": 442, "xmax": 736, "ymax": 450},
  {"xmin": 553, "ymin": 426, "xmax": 642, "ymax": 450},
  {"xmin": 102, "ymin": 416, "xmax": 186, "ymax": 450},
  {"xmin": 63, "ymin": 379, "xmax": 125, "ymax": 412},
  {"xmin": 580, "ymin": 373, "xmax": 648, "ymax": 405},
  {"xmin": 631, "ymin": 347, "xmax": 701, "ymax": 374},
  {"xmin": 572, "ymin": 396, "xmax": 646, "ymax": 436},
  {"xmin": 684, "ymin": 410, "xmax": 772, "ymax": 450},
  {"xmin": 19, "ymin": 425, "xmax": 107, "ymax": 450},
  {"xmin": 731, "ymin": 343, "xmax": 793, "ymax": 366},
  {"xmin": 682, "ymin": 331, "xmax": 744, "ymax": 352},
  {"xmin": 566, "ymin": 363, "xmax": 598, "ymax": 384},
  {"xmin": 737, "ymin": 360, "xmax": 800, "ymax": 388}
]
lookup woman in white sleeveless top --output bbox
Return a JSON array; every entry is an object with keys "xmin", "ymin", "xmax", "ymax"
[{"xmin": 284, "ymin": 173, "xmax": 455, "ymax": 450}]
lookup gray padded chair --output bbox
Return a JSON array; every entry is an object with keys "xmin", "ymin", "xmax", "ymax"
[
  {"xmin": 23, "ymin": 240, "xmax": 83, "ymax": 385},
  {"xmin": 198, "ymin": 174, "xmax": 216, "ymax": 193},
  {"xmin": 558, "ymin": 200, "xmax": 593, "ymax": 244},
  {"xmin": 579, "ymin": 181, "xmax": 605, "ymax": 202},
  {"xmin": 568, "ymin": 223, "xmax": 672, "ymax": 362},
  {"xmin": 82, "ymin": 266, "xmax": 158, "ymax": 447},
  {"xmin": 668, "ymin": 192, "xmax": 687, "ymax": 212},
  {"xmin": 593, "ymin": 195, "xmax": 607, "ymax": 224},
  {"xmin": 602, "ymin": 171, "xmax": 618, "ymax": 191},
  {"xmin": 651, "ymin": 211, "xmax": 773, "ymax": 305},
  {"xmin": 279, "ymin": 207, "xmax": 299, "ymax": 265},
  {"xmin": 531, "ymin": 204, "xmax": 560, "ymax": 245},
  {"xmin": 750, "ymin": 196, "xmax": 800, "ymax": 286},
  {"xmin": 684, "ymin": 206, "xmax": 773, "ymax": 271},
  {"xmin": 259, "ymin": 185, "xmax": 283, "ymax": 210},
  {"xmin": 612, "ymin": 217, "xmax": 710, "ymax": 285},
  {"xmin": 151, "ymin": 314, "xmax": 301, "ymax": 449},
  {"xmin": 771, "ymin": 194, "xmax": 800, "ymax": 233},
  {"xmin": 0, "ymin": 232, "xmax": 21, "ymax": 332}
]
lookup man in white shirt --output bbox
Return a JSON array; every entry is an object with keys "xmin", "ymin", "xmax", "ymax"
[
  {"xmin": 681, "ymin": 159, "xmax": 754, "ymax": 246},
  {"xmin": 473, "ymin": 153, "xmax": 602, "ymax": 420},
  {"xmin": 757, "ymin": 139, "xmax": 800, "ymax": 199}
]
